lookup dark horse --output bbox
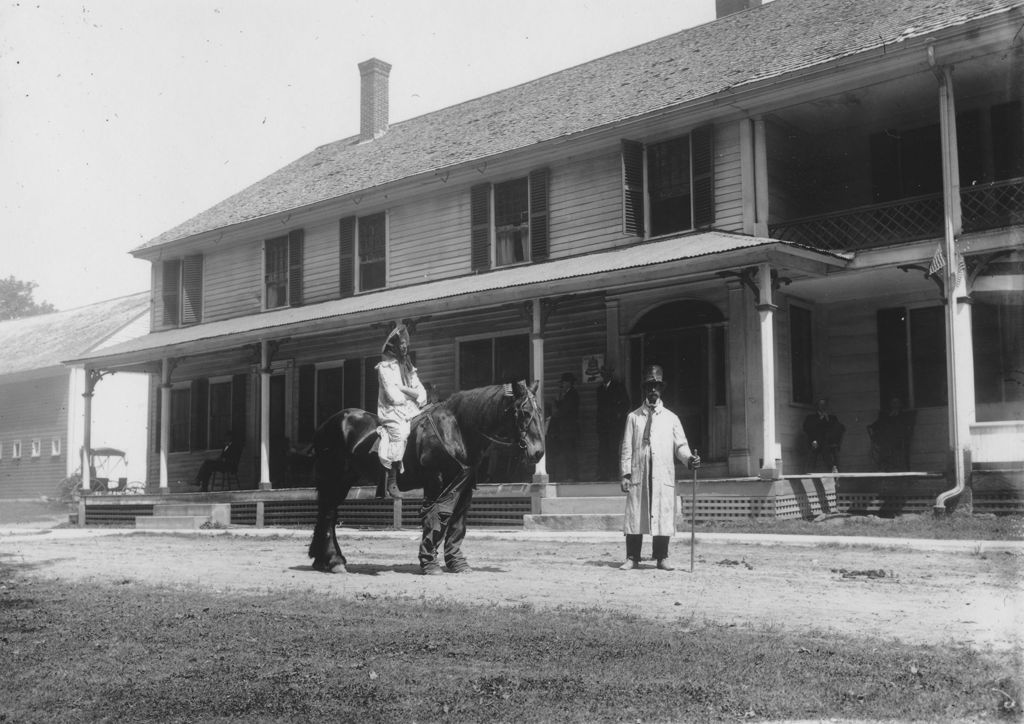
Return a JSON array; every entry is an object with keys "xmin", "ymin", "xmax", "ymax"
[{"xmin": 308, "ymin": 380, "xmax": 545, "ymax": 574}]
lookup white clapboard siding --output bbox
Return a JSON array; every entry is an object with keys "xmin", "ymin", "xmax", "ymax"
[
  {"xmin": 303, "ymin": 218, "xmax": 342, "ymax": 304},
  {"xmin": 389, "ymin": 188, "xmax": 471, "ymax": 287},
  {"xmin": 714, "ymin": 122, "xmax": 744, "ymax": 232},
  {"xmin": 550, "ymin": 153, "xmax": 630, "ymax": 257},
  {"xmin": 204, "ymin": 242, "xmax": 262, "ymax": 321}
]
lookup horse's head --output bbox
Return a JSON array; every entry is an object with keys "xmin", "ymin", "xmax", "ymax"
[{"xmin": 505, "ymin": 380, "xmax": 545, "ymax": 464}]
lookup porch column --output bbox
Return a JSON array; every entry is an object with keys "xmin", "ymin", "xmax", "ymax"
[
  {"xmin": 531, "ymin": 297, "xmax": 548, "ymax": 483},
  {"xmin": 752, "ymin": 117, "xmax": 770, "ymax": 238},
  {"xmin": 159, "ymin": 359, "xmax": 171, "ymax": 491},
  {"xmin": 259, "ymin": 340, "xmax": 272, "ymax": 490},
  {"xmin": 934, "ymin": 61, "xmax": 975, "ymax": 511},
  {"xmin": 81, "ymin": 370, "xmax": 95, "ymax": 493},
  {"xmin": 757, "ymin": 262, "xmax": 781, "ymax": 479},
  {"xmin": 725, "ymin": 281, "xmax": 752, "ymax": 476}
]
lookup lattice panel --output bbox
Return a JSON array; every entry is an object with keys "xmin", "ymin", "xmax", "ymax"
[{"xmin": 84, "ymin": 504, "xmax": 154, "ymax": 526}]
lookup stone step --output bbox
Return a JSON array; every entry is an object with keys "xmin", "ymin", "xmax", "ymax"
[
  {"xmin": 154, "ymin": 503, "xmax": 230, "ymax": 526},
  {"xmin": 539, "ymin": 496, "xmax": 624, "ymax": 515},
  {"xmin": 523, "ymin": 513, "xmax": 624, "ymax": 531},
  {"xmin": 135, "ymin": 515, "xmax": 210, "ymax": 530}
]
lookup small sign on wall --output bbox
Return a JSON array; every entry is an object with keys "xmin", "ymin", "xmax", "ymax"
[{"xmin": 581, "ymin": 354, "xmax": 604, "ymax": 384}]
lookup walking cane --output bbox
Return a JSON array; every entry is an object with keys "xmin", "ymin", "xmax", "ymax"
[{"xmin": 690, "ymin": 449, "xmax": 698, "ymax": 574}]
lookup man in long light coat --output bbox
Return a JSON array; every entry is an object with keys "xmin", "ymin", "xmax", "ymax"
[{"xmin": 619, "ymin": 364, "xmax": 700, "ymax": 571}]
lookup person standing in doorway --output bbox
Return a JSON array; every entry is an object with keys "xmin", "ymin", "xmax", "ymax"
[
  {"xmin": 803, "ymin": 396, "xmax": 845, "ymax": 473},
  {"xmin": 619, "ymin": 364, "xmax": 700, "ymax": 571},
  {"xmin": 546, "ymin": 372, "xmax": 580, "ymax": 482},
  {"xmin": 596, "ymin": 364, "xmax": 631, "ymax": 481},
  {"xmin": 375, "ymin": 323, "xmax": 427, "ymax": 497}
]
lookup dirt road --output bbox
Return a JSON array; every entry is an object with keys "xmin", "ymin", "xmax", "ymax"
[{"xmin": 1, "ymin": 525, "xmax": 1020, "ymax": 652}]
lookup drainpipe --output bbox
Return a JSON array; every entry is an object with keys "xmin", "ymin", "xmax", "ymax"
[
  {"xmin": 930, "ymin": 55, "xmax": 972, "ymax": 515},
  {"xmin": 259, "ymin": 340, "xmax": 272, "ymax": 490}
]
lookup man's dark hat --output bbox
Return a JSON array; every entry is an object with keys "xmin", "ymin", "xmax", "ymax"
[{"xmin": 642, "ymin": 364, "xmax": 665, "ymax": 385}]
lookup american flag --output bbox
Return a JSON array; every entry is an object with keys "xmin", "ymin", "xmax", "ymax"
[{"xmin": 928, "ymin": 243, "xmax": 966, "ymax": 289}]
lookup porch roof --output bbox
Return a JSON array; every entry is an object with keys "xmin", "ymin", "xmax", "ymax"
[{"xmin": 67, "ymin": 232, "xmax": 848, "ymax": 370}]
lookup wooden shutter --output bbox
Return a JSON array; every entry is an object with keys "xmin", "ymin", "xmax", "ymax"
[
  {"xmin": 161, "ymin": 259, "xmax": 181, "ymax": 326},
  {"xmin": 190, "ymin": 378, "xmax": 209, "ymax": 451},
  {"xmin": 298, "ymin": 364, "xmax": 315, "ymax": 443},
  {"xmin": 231, "ymin": 374, "xmax": 247, "ymax": 443},
  {"xmin": 621, "ymin": 140, "xmax": 645, "ymax": 237},
  {"xmin": 181, "ymin": 255, "xmax": 203, "ymax": 325},
  {"xmin": 691, "ymin": 125, "xmax": 715, "ymax": 228},
  {"xmin": 339, "ymin": 216, "xmax": 356, "ymax": 298},
  {"xmin": 288, "ymin": 229, "xmax": 304, "ymax": 306},
  {"xmin": 470, "ymin": 183, "xmax": 491, "ymax": 272},
  {"xmin": 528, "ymin": 168, "xmax": 550, "ymax": 262}
]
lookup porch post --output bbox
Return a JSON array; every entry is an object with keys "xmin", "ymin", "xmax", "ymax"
[
  {"xmin": 159, "ymin": 359, "xmax": 171, "ymax": 491},
  {"xmin": 752, "ymin": 116, "xmax": 770, "ymax": 238},
  {"xmin": 934, "ymin": 62, "xmax": 975, "ymax": 511},
  {"xmin": 259, "ymin": 340, "xmax": 272, "ymax": 490},
  {"xmin": 756, "ymin": 262, "xmax": 781, "ymax": 479},
  {"xmin": 725, "ymin": 281, "xmax": 752, "ymax": 476},
  {"xmin": 531, "ymin": 297, "xmax": 549, "ymax": 484},
  {"xmin": 81, "ymin": 370, "xmax": 94, "ymax": 493}
]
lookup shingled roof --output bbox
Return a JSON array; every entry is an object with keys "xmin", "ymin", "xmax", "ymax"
[
  {"xmin": 135, "ymin": 0, "xmax": 1022, "ymax": 252},
  {"xmin": 0, "ymin": 292, "xmax": 150, "ymax": 377}
]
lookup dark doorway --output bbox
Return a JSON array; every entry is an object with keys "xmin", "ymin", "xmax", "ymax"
[{"xmin": 629, "ymin": 300, "xmax": 726, "ymax": 461}]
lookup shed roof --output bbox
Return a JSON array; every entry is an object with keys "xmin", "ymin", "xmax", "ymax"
[
  {"xmin": 134, "ymin": 0, "xmax": 1022, "ymax": 252},
  {"xmin": 0, "ymin": 292, "xmax": 150, "ymax": 377},
  {"xmin": 74, "ymin": 232, "xmax": 848, "ymax": 369}
]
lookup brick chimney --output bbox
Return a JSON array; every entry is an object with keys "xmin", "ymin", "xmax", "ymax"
[
  {"xmin": 716, "ymin": 0, "xmax": 762, "ymax": 18},
  {"xmin": 358, "ymin": 58, "xmax": 391, "ymax": 142}
]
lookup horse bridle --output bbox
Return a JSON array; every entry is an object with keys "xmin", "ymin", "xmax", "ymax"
[{"xmin": 482, "ymin": 384, "xmax": 543, "ymax": 451}]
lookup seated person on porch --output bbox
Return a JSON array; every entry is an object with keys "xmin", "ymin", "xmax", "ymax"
[
  {"xmin": 194, "ymin": 431, "xmax": 242, "ymax": 492},
  {"xmin": 868, "ymin": 396, "xmax": 916, "ymax": 471},
  {"xmin": 803, "ymin": 397, "xmax": 845, "ymax": 473}
]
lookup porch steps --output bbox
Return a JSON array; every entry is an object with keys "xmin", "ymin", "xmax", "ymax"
[{"xmin": 135, "ymin": 503, "xmax": 231, "ymax": 530}]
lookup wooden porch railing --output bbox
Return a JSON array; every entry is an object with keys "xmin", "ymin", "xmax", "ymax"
[{"xmin": 769, "ymin": 177, "xmax": 1024, "ymax": 253}]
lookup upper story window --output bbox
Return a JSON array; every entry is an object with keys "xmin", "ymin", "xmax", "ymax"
[
  {"xmin": 161, "ymin": 255, "xmax": 203, "ymax": 326},
  {"xmin": 621, "ymin": 125, "xmax": 715, "ymax": 238},
  {"xmin": 470, "ymin": 168, "xmax": 550, "ymax": 273},
  {"xmin": 339, "ymin": 213, "xmax": 387, "ymax": 297},
  {"xmin": 264, "ymin": 229, "xmax": 305, "ymax": 309}
]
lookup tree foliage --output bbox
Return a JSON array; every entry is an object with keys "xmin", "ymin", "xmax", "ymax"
[{"xmin": 0, "ymin": 275, "xmax": 57, "ymax": 320}]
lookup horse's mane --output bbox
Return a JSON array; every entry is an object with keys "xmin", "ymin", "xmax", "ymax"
[{"xmin": 442, "ymin": 384, "xmax": 509, "ymax": 435}]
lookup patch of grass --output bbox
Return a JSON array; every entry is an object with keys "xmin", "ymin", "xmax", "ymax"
[
  {"xmin": 0, "ymin": 499, "xmax": 71, "ymax": 526},
  {"xmin": 0, "ymin": 565, "xmax": 1019, "ymax": 723}
]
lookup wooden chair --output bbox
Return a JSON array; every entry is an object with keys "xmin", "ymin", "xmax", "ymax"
[{"xmin": 211, "ymin": 443, "xmax": 244, "ymax": 490}]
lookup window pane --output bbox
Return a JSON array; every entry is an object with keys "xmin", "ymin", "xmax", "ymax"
[
  {"xmin": 265, "ymin": 236, "xmax": 289, "ymax": 308},
  {"xmin": 790, "ymin": 306, "xmax": 813, "ymax": 405},
  {"xmin": 648, "ymin": 135, "xmax": 692, "ymax": 235},
  {"xmin": 494, "ymin": 178, "xmax": 529, "ymax": 266},
  {"xmin": 877, "ymin": 307, "xmax": 910, "ymax": 408},
  {"xmin": 170, "ymin": 388, "xmax": 191, "ymax": 452},
  {"xmin": 359, "ymin": 213, "xmax": 386, "ymax": 290},
  {"xmin": 973, "ymin": 300, "xmax": 1024, "ymax": 408},
  {"xmin": 459, "ymin": 338, "xmax": 493, "ymax": 390},
  {"xmin": 208, "ymin": 381, "xmax": 233, "ymax": 448},
  {"xmin": 909, "ymin": 306, "xmax": 947, "ymax": 407},
  {"xmin": 494, "ymin": 334, "xmax": 530, "ymax": 383},
  {"xmin": 316, "ymin": 367, "xmax": 344, "ymax": 426}
]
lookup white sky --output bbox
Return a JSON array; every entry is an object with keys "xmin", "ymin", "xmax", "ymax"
[{"xmin": 1, "ymin": 0, "xmax": 717, "ymax": 311}]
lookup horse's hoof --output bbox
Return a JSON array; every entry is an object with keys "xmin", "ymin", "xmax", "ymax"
[
  {"xmin": 313, "ymin": 559, "xmax": 347, "ymax": 573},
  {"xmin": 420, "ymin": 562, "xmax": 443, "ymax": 575},
  {"xmin": 447, "ymin": 560, "xmax": 472, "ymax": 574}
]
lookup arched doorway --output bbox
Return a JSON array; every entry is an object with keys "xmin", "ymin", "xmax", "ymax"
[{"xmin": 628, "ymin": 300, "xmax": 727, "ymax": 461}]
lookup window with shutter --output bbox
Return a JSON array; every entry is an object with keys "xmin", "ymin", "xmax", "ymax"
[
  {"xmin": 470, "ymin": 183, "xmax": 491, "ymax": 272},
  {"xmin": 264, "ymin": 230, "xmax": 304, "ymax": 309},
  {"xmin": 169, "ymin": 385, "xmax": 191, "ymax": 453},
  {"xmin": 181, "ymin": 255, "xmax": 203, "ymax": 324},
  {"xmin": 207, "ymin": 378, "xmax": 232, "ymax": 449},
  {"xmin": 621, "ymin": 126, "xmax": 715, "ymax": 238},
  {"xmin": 339, "ymin": 216, "xmax": 356, "ymax": 298},
  {"xmin": 161, "ymin": 259, "xmax": 181, "ymax": 326},
  {"xmin": 471, "ymin": 169, "xmax": 550, "ymax": 270},
  {"xmin": 358, "ymin": 213, "xmax": 387, "ymax": 291}
]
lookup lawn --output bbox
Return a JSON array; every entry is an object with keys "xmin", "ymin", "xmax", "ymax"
[{"xmin": 0, "ymin": 570, "xmax": 1020, "ymax": 723}]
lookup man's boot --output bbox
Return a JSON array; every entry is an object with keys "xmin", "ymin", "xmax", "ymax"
[{"xmin": 385, "ymin": 465, "xmax": 401, "ymax": 499}]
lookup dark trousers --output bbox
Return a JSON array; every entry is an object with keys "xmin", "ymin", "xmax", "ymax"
[{"xmin": 625, "ymin": 534, "xmax": 670, "ymax": 561}]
